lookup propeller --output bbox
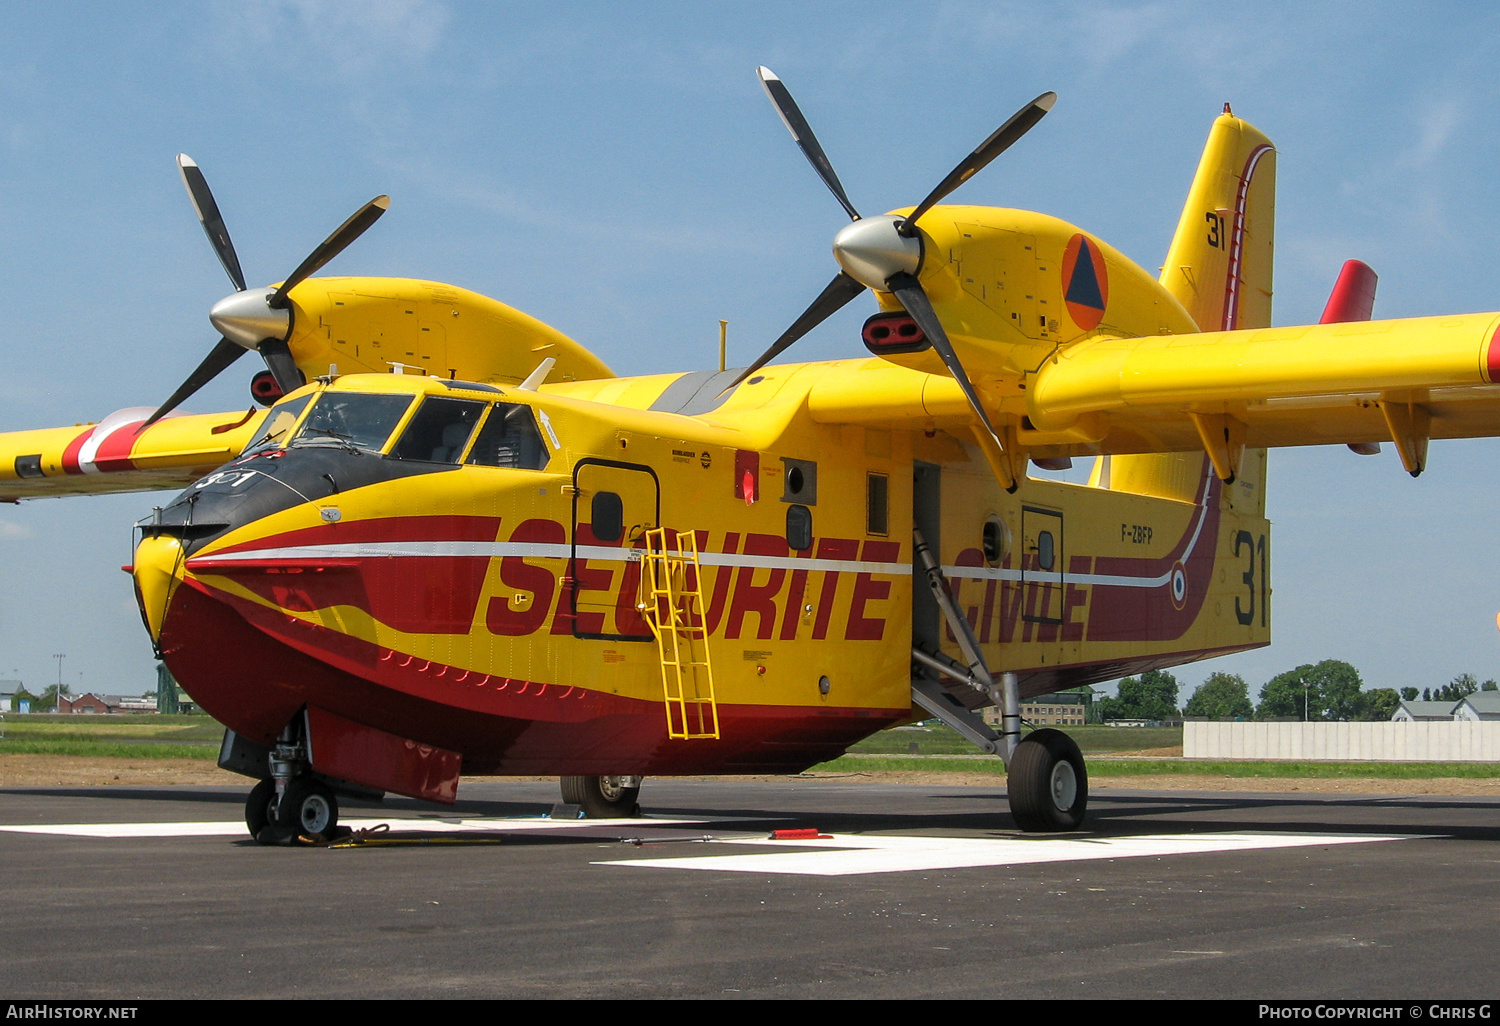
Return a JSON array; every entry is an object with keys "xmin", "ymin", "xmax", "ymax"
[
  {"xmin": 141, "ymin": 156, "xmax": 389, "ymax": 428},
  {"xmin": 727, "ymin": 68, "xmax": 1055, "ymax": 465}
]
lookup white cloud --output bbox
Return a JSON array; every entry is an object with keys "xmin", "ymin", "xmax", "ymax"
[
  {"xmin": 206, "ymin": 0, "xmax": 450, "ymax": 81},
  {"xmin": 0, "ymin": 521, "xmax": 35, "ymax": 541}
]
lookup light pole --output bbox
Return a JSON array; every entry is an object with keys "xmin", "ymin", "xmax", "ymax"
[{"xmin": 52, "ymin": 653, "xmax": 64, "ymax": 713}]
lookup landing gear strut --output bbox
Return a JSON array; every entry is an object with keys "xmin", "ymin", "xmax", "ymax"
[
  {"xmin": 244, "ymin": 717, "xmax": 342, "ymax": 841},
  {"xmin": 912, "ymin": 529, "xmax": 1089, "ymax": 832},
  {"xmin": 560, "ymin": 775, "xmax": 642, "ymax": 818}
]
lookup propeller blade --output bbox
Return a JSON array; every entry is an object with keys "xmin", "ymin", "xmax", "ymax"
[
  {"xmin": 258, "ymin": 337, "xmax": 305, "ymax": 396},
  {"xmin": 757, "ymin": 67, "xmax": 860, "ymax": 222},
  {"xmin": 177, "ymin": 155, "xmax": 247, "ymax": 293},
  {"xmin": 141, "ymin": 337, "xmax": 248, "ymax": 430},
  {"xmin": 901, "ymin": 91, "xmax": 1056, "ymax": 234},
  {"xmin": 720, "ymin": 271, "xmax": 866, "ymax": 394},
  {"xmin": 268, "ymin": 195, "xmax": 390, "ymax": 309},
  {"xmin": 884, "ymin": 271, "xmax": 1003, "ymax": 448}
]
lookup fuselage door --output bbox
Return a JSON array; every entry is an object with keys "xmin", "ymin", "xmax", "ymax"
[
  {"xmin": 1021, "ymin": 505, "xmax": 1064, "ymax": 624},
  {"xmin": 570, "ymin": 459, "xmax": 659, "ymax": 641}
]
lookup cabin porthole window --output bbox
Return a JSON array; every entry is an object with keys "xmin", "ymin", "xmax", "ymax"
[
  {"xmin": 1037, "ymin": 530, "xmax": 1055, "ymax": 572},
  {"xmin": 982, "ymin": 516, "xmax": 1010, "ymax": 567}
]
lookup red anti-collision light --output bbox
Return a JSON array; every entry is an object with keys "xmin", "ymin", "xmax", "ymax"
[{"xmin": 862, "ymin": 311, "xmax": 929, "ymax": 354}]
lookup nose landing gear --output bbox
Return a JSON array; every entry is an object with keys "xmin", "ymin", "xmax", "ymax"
[
  {"xmin": 244, "ymin": 775, "xmax": 340, "ymax": 841},
  {"xmin": 278, "ymin": 777, "xmax": 339, "ymax": 836},
  {"xmin": 243, "ymin": 719, "xmax": 344, "ymax": 843},
  {"xmin": 560, "ymin": 775, "xmax": 642, "ymax": 818}
]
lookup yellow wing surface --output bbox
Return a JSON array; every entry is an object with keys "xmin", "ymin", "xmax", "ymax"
[
  {"xmin": 0, "ymin": 407, "xmax": 268, "ymax": 500},
  {"xmin": 1026, "ymin": 312, "xmax": 1500, "ymax": 474}
]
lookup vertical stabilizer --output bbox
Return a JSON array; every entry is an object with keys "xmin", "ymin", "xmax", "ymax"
[
  {"xmin": 1095, "ymin": 111, "xmax": 1276, "ymax": 512},
  {"xmin": 1160, "ymin": 110, "xmax": 1277, "ymax": 332}
]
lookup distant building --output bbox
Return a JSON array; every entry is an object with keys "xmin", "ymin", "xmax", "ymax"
[
  {"xmin": 0, "ymin": 682, "xmax": 26, "ymax": 713},
  {"xmin": 983, "ymin": 688, "xmax": 1091, "ymax": 727},
  {"xmin": 1454, "ymin": 693, "xmax": 1500, "ymax": 722},
  {"xmin": 56, "ymin": 693, "xmax": 158, "ymax": 715},
  {"xmin": 1392, "ymin": 700, "xmax": 1460, "ymax": 722},
  {"xmin": 156, "ymin": 663, "xmax": 193, "ymax": 714},
  {"xmin": 58, "ymin": 693, "xmax": 111, "ymax": 714}
]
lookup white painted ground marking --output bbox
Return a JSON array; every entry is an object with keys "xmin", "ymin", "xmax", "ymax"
[
  {"xmin": 598, "ymin": 831, "xmax": 1415, "ymax": 877},
  {"xmin": 0, "ymin": 816, "xmax": 719, "ymax": 839}
]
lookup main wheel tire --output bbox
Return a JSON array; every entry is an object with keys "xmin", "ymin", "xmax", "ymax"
[
  {"xmin": 276, "ymin": 777, "xmax": 339, "ymax": 836},
  {"xmin": 1007, "ymin": 728, "xmax": 1088, "ymax": 832},
  {"xmin": 560, "ymin": 775, "xmax": 640, "ymax": 818},
  {"xmin": 245, "ymin": 778, "xmax": 278, "ymax": 839}
]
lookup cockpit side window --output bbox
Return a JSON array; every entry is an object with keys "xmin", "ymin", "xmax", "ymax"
[
  {"xmin": 466, "ymin": 403, "xmax": 549, "ymax": 471},
  {"xmin": 389, "ymin": 397, "xmax": 485, "ymax": 463},
  {"xmin": 242, "ymin": 394, "xmax": 313, "ymax": 455},
  {"xmin": 290, "ymin": 393, "xmax": 414, "ymax": 453}
]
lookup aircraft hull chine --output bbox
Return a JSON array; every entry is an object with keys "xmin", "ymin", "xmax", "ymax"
[{"xmin": 159, "ymin": 576, "xmax": 905, "ymax": 790}]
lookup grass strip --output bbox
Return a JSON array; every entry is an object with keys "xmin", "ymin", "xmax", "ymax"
[
  {"xmin": 0, "ymin": 740, "xmax": 218, "ymax": 760},
  {"xmin": 0, "ymin": 724, "xmax": 224, "ymax": 742},
  {"xmin": 816, "ymin": 755, "xmax": 1500, "ymax": 778}
]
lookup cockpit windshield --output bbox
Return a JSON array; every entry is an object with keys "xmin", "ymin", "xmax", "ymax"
[
  {"xmin": 289, "ymin": 393, "xmax": 414, "ymax": 453},
  {"xmin": 242, "ymin": 394, "xmax": 313, "ymax": 455}
]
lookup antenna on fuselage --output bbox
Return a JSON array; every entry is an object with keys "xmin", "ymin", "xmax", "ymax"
[{"xmin": 518, "ymin": 357, "xmax": 557, "ymax": 391}]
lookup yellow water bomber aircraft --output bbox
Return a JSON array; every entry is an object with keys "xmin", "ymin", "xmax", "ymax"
[{"xmin": 3, "ymin": 70, "xmax": 1498, "ymax": 842}]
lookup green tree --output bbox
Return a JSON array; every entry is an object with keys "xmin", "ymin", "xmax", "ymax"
[
  {"xmin": 1100, "ymin": 669, "xmax": 1180, "ymax": 721},
  {"xmin": 1484, "ymin": 680, "xmax": 1499, "ymax": 692},
  {"xmin": 1357, "ymin": 688, "xmax": 1401, "ymax": 721},
  {"xmin": 1399, "ymin": 687, "xmax": 1419, "ymax": 702},
  {"xmin": 1184, "ymin": 672, "xmax": 1254, "ymax": 719},
  {"xmin": 37, "ymin": 683, "xmax": 71, "ymax": 713},
  {"xmin": 1434, "ymin": 673, "xmax": 1481, "ymax": 703},
  {"xmin": 1256, "ymin": 660, "xmax": 1363, "ymax": 720}
]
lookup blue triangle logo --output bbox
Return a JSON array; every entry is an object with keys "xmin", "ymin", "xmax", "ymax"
[{"xmin": 1066, "ymin": 239, "xmax": 1105, "ymax": 310}]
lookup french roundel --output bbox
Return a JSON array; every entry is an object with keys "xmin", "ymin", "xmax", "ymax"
[{"xmin": 1062, "ymin": 233, "xmax": 1109, "ymax": 330}]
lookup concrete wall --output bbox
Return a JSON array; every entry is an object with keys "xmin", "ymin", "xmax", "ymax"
[{"xmin": 1184, "ymin": 720, "xmax": 1500, "ymax": 762}]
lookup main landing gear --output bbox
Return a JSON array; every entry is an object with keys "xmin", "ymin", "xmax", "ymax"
[
  {"xmin": 1006, "ymin": 728, "xmax": 1088, "ymax": 832},
  {"xmin": 912, "ymin": 529, "xmax": 1090, "ymax": 832},
  {"xmin": 560, "ymin": 775, "xmax": 642, "ymax": 818}
]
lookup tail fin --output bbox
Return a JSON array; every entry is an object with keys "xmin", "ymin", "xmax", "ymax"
[
  {"xmin": 1094, "ymin": 109, "xmax": 1276, "ymax": 509},
  {"xmin": 1160, "ymin": 108, "xmax": 1277, "ymax": 332}
]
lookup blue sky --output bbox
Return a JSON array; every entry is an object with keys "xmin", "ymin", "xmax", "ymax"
[{"xmin": 0, "ymin": 2, "xmax": 1497, "ymax": 702}]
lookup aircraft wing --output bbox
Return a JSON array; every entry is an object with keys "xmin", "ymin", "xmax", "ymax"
[
  {"xmin": 0, "ymin": 406, "xmax": 267, "ymax": 500},
  {"xmin": 1021, "ymin": 311, "xmax": 1500, "ymax": 474}
]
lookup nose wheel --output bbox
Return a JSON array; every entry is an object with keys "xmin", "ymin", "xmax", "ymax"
[
  {"xmin": 245, "ymin": 778, "xmax": 278, "ymax": 838},
  {"xmin": 278, "ymin": 777, "xmax": 339, "ymax": 836},
  {"xmin": 560, "ymin": 775, "xmax": 642, "ymax": 818},
  {"xmin": 244, "ymin": 776, "xmax": 340, "ymax": 841}
]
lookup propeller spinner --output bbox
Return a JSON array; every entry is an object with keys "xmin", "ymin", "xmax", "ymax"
[
  {"xmin": 142, "ymin": 157, "xmax": 389, "ymax": 428},
  {"xmin": 728, "ymin": 68, "xmax": 1055, "ymax": 487}
]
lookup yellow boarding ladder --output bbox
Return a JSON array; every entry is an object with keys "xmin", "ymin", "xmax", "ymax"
[{"xmin": 641, "ymin": 527, "xmax": 720, "ymax": 740}]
